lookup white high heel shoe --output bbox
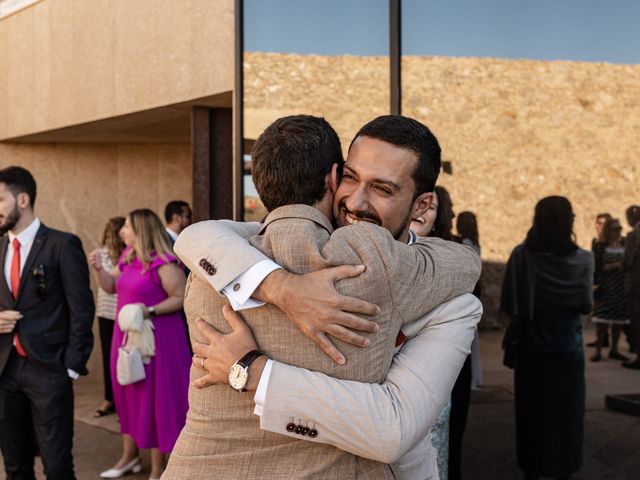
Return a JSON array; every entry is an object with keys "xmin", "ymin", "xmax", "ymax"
[{"xmin": 100, "ymin": 457, "xmax": 142, "ymax": 479}]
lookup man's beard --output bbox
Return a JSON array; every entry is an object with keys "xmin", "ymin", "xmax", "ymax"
[
  {"xmin": 334, "ymin": 199, "xmax": 412, "ymax": 241},
  {"xmin": 0, "ymin": 204, "xmax": 21, "ymax": 236}
]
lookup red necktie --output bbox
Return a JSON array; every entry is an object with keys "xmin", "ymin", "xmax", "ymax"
[{"xmin": 10, "ymin": 238, "xmax": 26, "ymax": 357}]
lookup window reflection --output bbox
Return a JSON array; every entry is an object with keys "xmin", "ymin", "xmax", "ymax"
[{"xmin": 242, "ymin": 0, "xmax": 390, "ymax": 221}]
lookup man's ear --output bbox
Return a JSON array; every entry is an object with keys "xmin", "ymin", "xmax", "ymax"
[
  {"xmin": 16, "ymin": 192, "xmax": 30, "ymax": 210},
  {"xmin": 329, "ymin": 163, "xmax": 339, "ymax": 194},
  {"xmin": 412, "ymin": 192, "xmax": 433, "ymax": 220}
]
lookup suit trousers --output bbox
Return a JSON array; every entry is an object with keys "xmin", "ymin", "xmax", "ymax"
[
  {"xmin": 449, "ymin": 354, "xmax": 472, "ymax": 480},
  {"xmin": 0, "ymin": 352, "xmax": 75, "ymax": 480}
]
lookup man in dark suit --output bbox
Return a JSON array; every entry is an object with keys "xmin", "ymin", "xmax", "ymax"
[
  {"xmin": 164, "ymin": 200, "xmax": 192, "ymax": 246},
  {"xmin": 0, "ymin": 166, "xmax": 94, "ymax": 479}
]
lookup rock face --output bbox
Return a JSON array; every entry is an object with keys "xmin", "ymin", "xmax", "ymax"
[{"xmin": 245, "ymin": 52, "xmax": 640, "ymax": 323}]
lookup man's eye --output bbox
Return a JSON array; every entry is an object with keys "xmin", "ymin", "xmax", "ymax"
[
  {"xmin": 343, "ymin": 173, "xmax": 355, "ymax": 180},
  {"xmin": 374, "ymin": 186, "xmax": 392, "ymax": 195}
]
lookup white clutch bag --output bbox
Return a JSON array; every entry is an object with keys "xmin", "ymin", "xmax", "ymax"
[{"xmin": 116, "ymin": 333, "xmax": 146, "ymax": 386}]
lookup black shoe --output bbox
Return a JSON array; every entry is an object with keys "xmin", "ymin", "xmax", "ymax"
[
  {"xmin": 587, "ymin": 338, "xmax": 610, "ymax": 348},
  {"xmin": 609, "ymin": 351, "xmax": 629, "ymax": 362},
  {"xmin": 622, "ymin": 360, "xmax": 640, "ymax": 370},
  {"xmin": 93, "ymin": 403, "xmax": 116, "ymax": 418}
]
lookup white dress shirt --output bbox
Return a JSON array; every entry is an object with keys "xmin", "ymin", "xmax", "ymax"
[
  {"xmin": 4, "ymin": 218, "xmax": 78, "ymax": 380},
  {"xmin": 165, "ymin": 227, "xmax": 179, "ymax": 243},
  {"xmin": 4, "ymin": 218, "xmax": 41, "ymax": 289}
]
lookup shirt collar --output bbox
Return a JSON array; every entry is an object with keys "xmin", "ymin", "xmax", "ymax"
[
  {"xmin": 8, "ymin": 218, "xmax": 41, "ymax": 247},
  {"xmin": 165, "ymin": 227, "xmax": 179, "ymax": 242}
]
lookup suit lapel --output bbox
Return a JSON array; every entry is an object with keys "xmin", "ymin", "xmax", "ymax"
[
  {"xmin": 16, "ymin": 225, "xmax": 48, "ymax": 304},
  {"xmin": 0, "ymin": 236, "xmax": 13, "ymax": 307}
]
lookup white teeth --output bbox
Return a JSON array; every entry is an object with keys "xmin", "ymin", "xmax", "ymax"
[{"xmin": 346, "ymin": 215, "xmax": 359, "ymax": 225}]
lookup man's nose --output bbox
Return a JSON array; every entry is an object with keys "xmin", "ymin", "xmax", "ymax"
[{"xmin": 345, "ymin": 185, "xmax": 370, "ymax": 213}]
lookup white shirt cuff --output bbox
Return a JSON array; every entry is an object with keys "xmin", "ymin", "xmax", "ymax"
[
  {"xmin": 67, "ymin": 368, "xmax": 80, "ymax": 380},
  {"xmin": 253, "ymin": 358, "xmax": 274, "ymax": 417},
  {"xmin": 222, "ymin": 260, "xmax": 282, "ymax": 311}
]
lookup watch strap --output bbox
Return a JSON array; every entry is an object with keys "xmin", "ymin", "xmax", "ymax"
[{"xmin": 236, "ymin": 349, "xmax": 262, "ymax": 369}]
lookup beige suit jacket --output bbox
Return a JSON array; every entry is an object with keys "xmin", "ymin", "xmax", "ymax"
[
  {"xmin": 262, "ymin": 294, "xmax": 482, "ymax": 480},
  {"xmin": 165, "ymin": 205, "xmax": 481, "ymax": 479}
]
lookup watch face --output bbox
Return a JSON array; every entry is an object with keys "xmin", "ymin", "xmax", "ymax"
[{"xmin": 228, "ymin": 364, "xmax": 248, "ymax": 391}]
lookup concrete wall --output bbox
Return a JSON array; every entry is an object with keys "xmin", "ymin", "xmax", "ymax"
[
  {"xmin": 0, "ymin": 143, "xmax": 192, "ymax": 376},
  {"xmin": 0, "ymin": 0, "xmax": 234, "ymax": 140}
]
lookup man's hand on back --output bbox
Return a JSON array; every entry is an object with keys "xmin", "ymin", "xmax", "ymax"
[
  {"xmin": 192, "ymin": 305, "xmax": 266, "ymax": 391},
  {"xmin": 254, "ymin": 265, "xmax": 380, "ymax": 365}
]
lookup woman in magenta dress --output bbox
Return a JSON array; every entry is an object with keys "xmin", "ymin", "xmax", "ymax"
[{"xmin": 90, "ymin": 208, "xmax": 190, "ymax": 480}]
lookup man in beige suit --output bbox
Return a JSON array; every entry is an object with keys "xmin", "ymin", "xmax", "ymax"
[{"xmin": 164, "ymin": 115, "xmax": 481, "ymax": 479}]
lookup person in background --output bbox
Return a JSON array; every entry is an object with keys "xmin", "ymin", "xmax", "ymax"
[
  {"xmin": 456, "ymin": 211, "xmax": 484, "ymax": 393},
  {"xmin": 91, "ymin": 217, "xmax": 126, "ymax": 417},
  {"xmin": 90, "ymin": 209, "xmax": 190, "ymax": 480},
  {"xmin": 588, "ymin": 212, "xmax": 612, "ymax": 348},
  {"xmin": 412, "ymin": 185, "xmax": 477, "ymax": 480},
  {"xmin": 410, "ymin": 185, "xmax": 452, "ymax": 480},
  {"xmin": 501, "ymin": 196, "xmax": 593, "ymax": 480},
  {"xmin": 0, "ymin": 166, "xmax": 94, "ymax": 479},
  {"xmin": 622, "ymin": 205, "xmax": 640, "ymax": 369},
  {"xmin": 590, "ymin": 218, "xmax": 629, "ymax": 362},
  {"xmin": 163, "ymin": 200, "xmax": 192, "ymax": 351},
  {"xmin": 456, "ymin": 212, "xmax": 480, "ymax": 255},
  {"xmin": 164, "ymin": 200, "xmax": 192, "ymax": 246}
]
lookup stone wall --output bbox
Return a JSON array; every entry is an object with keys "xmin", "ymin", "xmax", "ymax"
[{"xmin": 245, "ymin": 52, "xmax": 640, "ymax": 322}]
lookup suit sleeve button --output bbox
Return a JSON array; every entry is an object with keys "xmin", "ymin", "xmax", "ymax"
[
  {"xmin": 286, "ymin": 423, "xmax": 296, "ymax": 432},
  {"xmin": 308, "ymin": 429, "xmax": 318, "ymax": 438},
  {"xmin": 295, "ymin": 425, "xmax": 304, "ymax": 434},
  {"xmin": 302, "ymin": 427, "xmax": 310, "ymax": 436},
  {"xmin": 199, "ymin": 259, "xmax": 207, "ymax": 267}
]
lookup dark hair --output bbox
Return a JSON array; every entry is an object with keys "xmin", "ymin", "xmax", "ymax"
[
  {"xmin": 349, "ymin": 115, "xmax": 441, "ymax": 197},
  {"xmin": 251, "ymin": 115, "xmax": 344, "ymax": 211},
  {"xmin": 626, "ymin": 205, "xmax": 640, "ymax": 227},
  {"xmin": 101, "ymin": 217, "xmax": 126, "ymax": 264},
  {"xmin": 164, "ymin": 200, "xmax": 189, "ymax": 223},
  {"xmin": 430, "ymin": 186, "xmax": 454, "ymax": 241},
  {"xmin": 525, "ymin": 196, "xmax": 578, "ymax": 256},
  {"xmin": 596, "ymin": 212, "xmax": 612, "ymax": 222},
  {"xmin": 602, "ymin": 217, "xmax": 622, "ymax": 246},
  {"xmin": 456, "ymin": 211, "xmax": 479, "ymax": 246},
  {"xmin": 0, "ymin": 166, "xmax": 37, "ymax": 207}
]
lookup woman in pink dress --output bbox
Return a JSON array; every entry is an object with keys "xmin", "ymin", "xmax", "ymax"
[{"xmin": 90, "ymin": 208, "xmax": 190, "ymax": 480}]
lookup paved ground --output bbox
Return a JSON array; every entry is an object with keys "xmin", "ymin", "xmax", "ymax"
[{"xmin": 2, "ymin": 328, "xmax": 639, "ymax": 479}]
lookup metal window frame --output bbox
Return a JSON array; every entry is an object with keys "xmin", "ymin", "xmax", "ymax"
[{"xmin": 234, "ymin": 0, "xmax": 402, "ymax": 218}]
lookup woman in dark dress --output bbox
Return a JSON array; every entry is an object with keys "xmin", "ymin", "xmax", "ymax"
[
  {"xmin": 590, "ymin": 218, "xmax": 629, "ymax": 362},
  {"xmin": 501, "ymin": 196, "xmax": 593, "ymax": 480}
]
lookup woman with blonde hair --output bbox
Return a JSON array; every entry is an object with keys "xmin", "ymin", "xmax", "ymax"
[
  {"xmin": 91, "ymin": 216, "xmax": 126, "ymax": 418},
  {"xmin": 90, "ymin": 209, "xmax": 190, "ymax": 480}
]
